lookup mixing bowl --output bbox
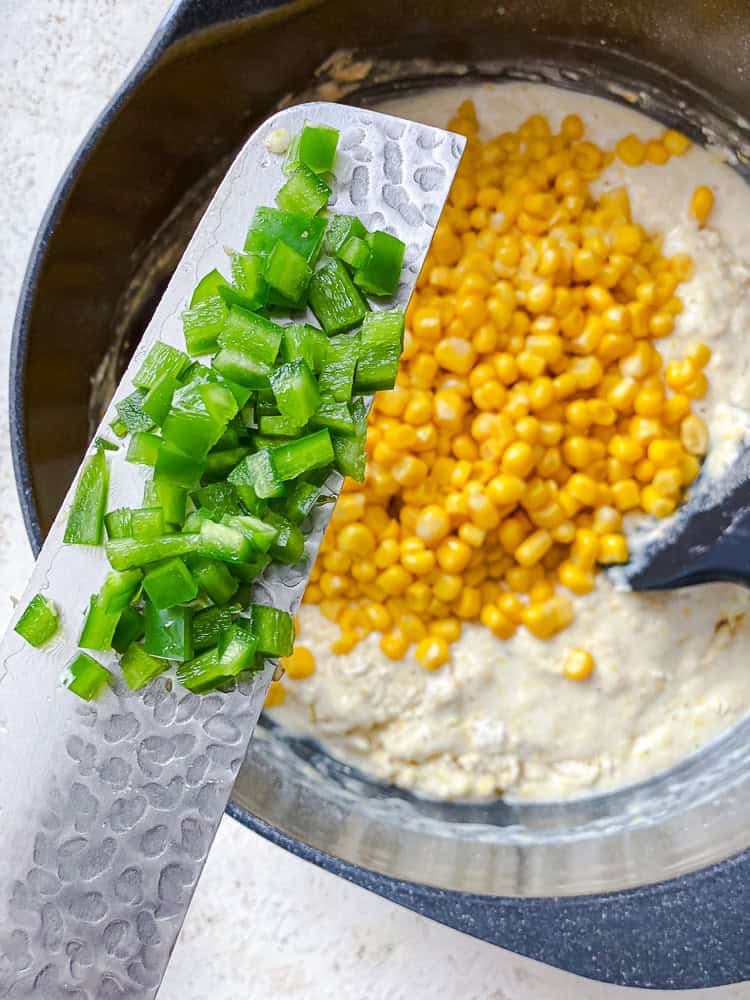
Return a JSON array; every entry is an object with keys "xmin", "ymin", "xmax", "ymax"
[{"xmin": 11, "ymin": 0, "xmax": 750, "ymax": 987}]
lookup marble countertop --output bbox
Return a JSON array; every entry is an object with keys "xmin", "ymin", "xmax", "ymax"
[{"xmin": 0, "ymin": 3, "xmax": 747, "ymax": 997}]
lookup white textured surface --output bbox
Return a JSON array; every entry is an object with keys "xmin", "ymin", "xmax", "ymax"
[{"xmin": 0, "ymin": 2, "xmax": 747, "ymax": 997}]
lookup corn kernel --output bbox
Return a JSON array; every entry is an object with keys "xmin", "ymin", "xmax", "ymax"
[
  {"xmin": 663, "ymin": 129, "xmax": 691, "ymax": 156},
  {"xmin": 690, "ymin": 185, "xmax": 714, "ymax": 226},
  {"xmin": 597, "ymin": 533, "xmax": 629, "ymax": 565},
  {"xmin": 563, "ymin": 648, "xmax": 595, "ymax": 681},
  {"xmin": 681, "ymin": 414, "xmax": 709, "ymax": 456},
  {"xmin": 641, "ymin": 485, "xmax": 677, "ymax": 518},
  {"xmin": 264, "ymin": 681, "xmax": 286, "ymax": 707}
]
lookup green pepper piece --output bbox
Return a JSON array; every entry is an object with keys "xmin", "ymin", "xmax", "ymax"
[
  {"xmin": 126, "ymin": 431, "xmax": 162, "ymax": 467},
  {"xmin": 198, "ymin": 519, "xmax": 255, "ymax": 564},
  {"xmin": 217, "ymin": 623, "xmax": 258, "ymax": 675},
  {"xmin": 292, "ymin": 123, "xmax": 339, "ymax": 174},
  {"xmin": 142, "ymin": 372, "xmax": 178, "ymax": 426},
  {"xmin": 270, "ymin": 358, "xmax": 320, "ymax": 425},
  {"xmin": 112, "ymin": 606, "xmax": 145, "ymax": 655},
  {"xmin": 176, "ymin": 647, "xmax": 222, "ymax": 692},
  {"xmin": 217, "ymin": 306, "xmax": 283, "ymax": 366},
  {"xmin": 227, "ymin": 251, "xmax": 269, "ymax": 311},
  {"xmin": 282, "ymin": 480, "xmax": 322, "ymax": 525},
  {"xmin": 281, "ymin": 324, "xmax": 318, "ymax": 372},
  {"xmin": 229, "ymin": 450, "xmax": 285, "ymax": 500},
  {"xmin": 109, "ymin": 417, "xmax": 129, "ymax": 438},
  {"xmin": 143, "ymin": 480, "xmax": 187, "ymax": 527},
  {"xmin": 318, "ymin": 333, "xmax": 360, "ymax": 402},
  {"xmin": 162, "ymin": 383, "xmax": 227, "ymax": 460},
  {"xmin": 143, "ymin": 557, "xmax": 199, "ymax": 609},
  {"xmin": 198, "ymin": 380, "xmax": 239, "ymax": 425},
  {"xmin": 245, "ymin": 207, "xmax": 326, "ymax": 266},
  {"xmin": 190, "ymin": 269, "xmax": 229, "ymax": 307},
  {"xmin": 61, "ymin": 653, "xmax": 111, "ymax": 701},
  {"xmin": 212, "ymin": 348, "xmax": 272, "ymax": 389},
  {"xmin": 222, "ymin": 514, "xmax": 278, "ymax": 553},
  {"xmin": 191, "ymin": 482, "xmax": 243, "ymax": 519},
  {"xmin": 144, "ymin": 600, "xmax": 193, "ymax": 662},
  {"xmin": 203, "ymin": 446, "xmax": 252, "ymax": 483},
  {"xmin": 64, "ymin": 449, "xmax": 109, "ymax": 546},
  {"xmin": 100, "ymin": 569, "xmax": 143, "ymax": 614},
  {"xmin": 133, "ymin": 342, "xmax": 191, "ymax": 389},
  {"xmin": 276, "ymin": 164, "xmax": 331, "ymax": 216},
  {"xmin": 131, "ymin": 507, "xmax": 165, "ymax": 541},
  {"xmin": 154, "ymin": 441, "xmax": 205, "ymax": 489},
  {"xmin": 106, "ymin": 533, "xmax": 203, "ymax": 571},
  {"xmin": 95, "ymin": 436, "xmax": 119, "ymax": 452},
  {"xmin": 332, "ymin": 397, "xmax": 367, "ymax": 482},
  {"xmin": 79, "ymin": 596, "xmax": 119, "ymax": 651},
  {"xmin": 115, "ymin": 389, "xmax": 154, "ymax": 434},
  {"xmin": 182, "ymin": 295, "xmax": 229, "ymax": 357},
  {"xmin": 264, "ymin": 512, "xmax": 305, "ymax": 564},
  {"xmin": 121, "ymin": 642, "xmax": 169, "ymax": 691},
  {"xmin": 15, "ymin": 594, "xmax": 59, "ymax": 647},
  {"xmin": 265, "ymin": 241, "xmax": 312, "ymax": 305},
  {"xmin": 353, "ymin": 309, "xmax": 405, "ymax": 392},
  {"xmin": 339, "ymin": 235, "xmax": 371, "ymax": 271},
  {"xmin": 271, "ymin": 429, "xmax": 335, "ymax": 482},
  {"xmin": 187, "ymin": 556, "xmax": 239, "ymax": 606},
  {"xmin": 105, "ymin": 507, "xmax": 133, "ymax": 540},
  {"xmin": 354, "ymin": 230, "xmax": 406, "ymax": 297},
  {"xmin": 250, "ymin": 604, "xmax": 294, "ymax": 657},
  {"xmin": 325, "ymin": 214, "xmax": 368, "ymax": 256},
  {"xmin": 309, "ymin": 259, "xmax": 368, "ymax": 335},
  {"xmin": 191, "ymin": 604, "xmax": 239, "ymax": 653},
  {"xmin": 310, "ymin": 396, "xmax": 357, "ymax": 435},
  {"xmin": 258, "ymin": 415, "xmax": 304, "ymax": 437},
  {"xmin": 229, "ymin": 552, "xmax": 271, "ymax": 584}
]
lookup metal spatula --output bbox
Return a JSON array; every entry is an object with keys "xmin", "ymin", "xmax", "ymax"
[{"xmin": 0, "ymin": 102, "xmax": 463, "ymax": 998}]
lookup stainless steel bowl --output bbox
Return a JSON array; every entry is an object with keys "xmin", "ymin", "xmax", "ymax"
[{"xmin": 12, "ymin": 0, "xmax": 750, "ymax": 987}]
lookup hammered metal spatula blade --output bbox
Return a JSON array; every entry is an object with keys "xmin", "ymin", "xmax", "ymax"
[{"xmin": 0, "ymin": 102, "xmax": 463, "ymax": 998}]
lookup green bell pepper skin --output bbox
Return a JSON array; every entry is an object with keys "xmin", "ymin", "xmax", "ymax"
[
  {"xmin": 264, "ymin": 512, "xmax": 305, "ymax": 565},
  {"xmin": 309, "ymin": 259, "xmax": 368, "ymax": 335},
  {"xmin": 143, "ymin": 557, "xmax": 199, "ymax": 609},
  {"xmin": 64, "ymin": 448, "xmax": 109, "ymax": 546},
  {"xmin": 339, "ymin": 235, "xmax": 371, "ymax": 271},
  {"xmin": 176, "ymin": 647, "xmax": 231, "ymax": 693},
  {"xmin": 121, "ymin": 642, "xmax": 169, "ymax": 691},
  {"xmin": 79, "ymin": 595, "xmax": 120, "ymax": 651},
  {"xmin": 191, "ymin": 482, "xmax": 243, "ymax": 518},
  {"xmin": 144, "ymin": 599, "xmax": 193, "ymax": 662},
  {"xmin": 162, "ymin": 382, "xmax": 228, "ymax": 460},
  {"xmin": 104, "ymin": 507, "xmax": 133, "ymax": 540},
  {"xmin": 15, "ymin": 594, "xmax": 59, "ymax": 647},
  {"xmin": 223, "ymin": 514, "xmax": 278, "ymax": 553},
  {"xmin": 250, "ymin": 604, "xmax": 294, "ymax": 657},
  {"xmin": 318, "ymin": 333, "xmax": 360, "ymax": 402},
  {"xmin": 295, "ymin": 124, "xmax": 339, "ymax": 174},
  {"xmin": 218, "ymin": 306, "xmax": 283, "ymax": 366},
  {"xmin": 126, "ymin": 431, "xmax": 162, "ymax": 467},
  {"xmin": 143, "ymin": 480, "xmax": 187, "ymax": 527},
  {"xmin": 310, "ymin": 396, "xmax": 357, "ymax": 436},
  {"xmin": 228, "ymin": 251, "xmax": 269, "ymax": 311},
  {"xmin": 353, "ymin": 309, "xmax": 405, "ymax": 392},
  {"xmin": 112, "ymin": 605, "xmax": 145, "ymax": 654},
  {"xmin": 154, "ymin": 441, "xmax": 205, "ymax": 489},
  {"xmin": 100, "ymin": 569, "xmax": 143, "ymax": 614},
  {"xmin": 143, "ymin": 372, "xmax": 178, "ymax": 426},
  {"xmin": 131, "ymin": 507, "xmax": 165, "ymax": 541},
  {"xmin": 281, "ymin": 480, "xmax": 322, "ymax": 525},
  {"xmin": 325, "ymin": 214, "xmax": 368, "ymax": 256},
  {"xmin": 190, "ymin": 268, "xmax": 229, "ymax": 307},
  {"xmin": 191, "ymin": 604, "xmax": 239, "ymax": 653},
  {"xmin": 61, "ymin": 653, "xmax": 111, "ymax": 701},
  {"xmin": 271, "ymin": 429, "xmax": 335, "ymax": 482},
  {"xmin": 258, "ymin": 415, "xmax": 305, "ymax": 437},
  {"xmin": 181, "ymin": 295, "xmax": 229, "ymax": 356},
  {"xmin": 229, "ymin": 450, "xmax": 286, "ymax": 500},
  {"xmin": 276, "ymin": 164, "xmax": 331, "ymax": 216},
  {"xmin": 244, "ymin": 207, "xmax": 326, "ymax": 266},
  {"xmin": 109, "ymin": 417, "xmax": 129, "ymax": 438},
  {"xmin": 270, "ymin": 359, "xmax": 321, "ymax": 425},
  {"xmin": 203, "ymin": 446, "xmax": 252, "ymax": 483},
  {"xmin": 354, "ymin": 230, "xmax": 406, "ymax": 297},
  {"xmin": 187, "ymin": 555, "xmax": 239, "ymax": 606},
  {"xmin": 115, "ymin": 389, "xmax": 155, "ymax": 434},
  {"xmin": 281, "ymin": 324, "xmax": 321, "ymax": 372},
  {"xmin": 95, "ymin": 436, "xmax": 119, "ymax": 452},
  {"xmin": 217, "ymin": 623, "xmax": 258, "ymax": 675},
  {"xmin": 212, "ymin": 348, "xmax": 272, "ymax": 389},
  {"xmin": 198, "ymin": 519, "xmax": 255, "ymax": 564},
  {"xmin": 264, "ymin": 241, "xmax": 312, "ymax": 305},
  {"xmin": 240, "ymin": 400, "xmax": 257, "ymax": 430},
  {"xmin": 198, "ymin": 380, "xmax": 239, "ymax": 425},
  {"xmin": 332, "ymin": 397, "xmax": 368, "ymax": 482},
  {"xmin": 133, "ymin": 341, "xmax": 191, "ymax": 389},
  {"xmin": 106, "ymin": 533, "xmax": 203, "ymax": 571}
]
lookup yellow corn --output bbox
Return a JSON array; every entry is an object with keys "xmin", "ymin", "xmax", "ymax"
[{"xmin": 563, "ymin": 648, "xmax": 595, "ymax": 681}]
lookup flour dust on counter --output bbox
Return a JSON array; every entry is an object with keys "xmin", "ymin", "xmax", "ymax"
[{"xmin": 271, "ymin": 82, "xmax": 750, "ymax": 801}]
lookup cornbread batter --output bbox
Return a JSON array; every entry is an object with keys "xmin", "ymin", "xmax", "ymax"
[{"xmin": 270, "ymin": 83, "xmax": 750, "ymax": 801}]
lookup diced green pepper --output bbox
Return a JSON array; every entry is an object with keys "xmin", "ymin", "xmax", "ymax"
[
  {"xmin": 198, "ymin": 519, "xmax": 255, "ymax": 564},
  {"xmin": 265, "ymin": 512, "xmax": 304, "ymax": 564},
  {"xmin": 112, "ymin": 605, "xmax": 145, "ymax": 655},
  {"xmin": 331, "ymin": 397, "xmax": 367, "ymax": 482},
  {"xmin": 121, "ymin": 642, "xmax": 169, "ymax": 690},
  {"xmin": 229, "ymin": 553, "xmax": 270, "ymax": 584},
  {"xmin": 177, "ymin": 647, "xmax": 230, "ymax": 693},
  {"xmin": 109, "ymin": 417, "xmax": 128, "ymax": 438},
  {"xmin": 229, "ymin": 450, "xmax": 285, "ymax": 500},
  {"xmin": 354, "ymin": 230, "xmax": 406, "ymax": 297},
  {"xmin": 142, "ymin": 372, "xmax": 178, "ymax": 425},
  {"xmin": 276, "ymin": 164, "xmax": 331, "ymax": 216},
  {"xmin": 259, "ymin": 414, "xmax": 304, "ymax": 437},
  {"xmin": 223, "ymin": 514, "xmax": 277, "ymax": 553},
  {"xmin": 61, "ymin": 653, "xmax": 111, "ymax": 701},
  {"xmin": 126, "ymin": 431, "xmax": 162, "ymax": 467},
  {"xmin": 95, "ymin": 436, "xmax": 118, "ymax": 452},
  {"xmin": 270, "ymin": 429, "xmax": 334, "ymax": 482},
  {"xmin": 325, "ymin": 214, "xmax": 368, "ymax": 256},
  {"xmin": 79, "ymin": 596, "xmax": 119, "ymax": 651},
  {"xmin": 64, "ymin": 449, "xmax": 109, "ymax": 546},
  {"xmin": 133, "ymin": 342, "xmax": 191, "ymax": 389},
  {"xmin": 143, "ymin": 557, "xmax": 198, "ymax": 609},
  {"xmin": 282, "ymin": 480, "xmax": 321, "ymax": 525},
  {"xmin": 106, "ymin": 533, "xmax": 203, "ymax": 571},
  {"xmin": 281, "ymin": 324, "xmax": 322, "ymax": 372},
  {"xmin": 191, "ymin": 604, "xmax": 239, "ymax": 653},
  {"xmin": 187, "ymin": 555, "xmax": 239, "ymax": 606},
  {"xmin": 190, "ymin": 269, "xmax": 228, "ymax": 307},
  {"xmin": 228, "ymin": 251, "xmax": 269, "ymax": 311},
  {"xmin": 15, "ymin": 594, "xmax": 59, "ymax": 647},
  {"xmin": 204, "ymin": 446, "xmax": 252, "ymax": 482},
  {"xmin": 100, "ymin": 569, "xmax": 143, "ymax": 614},
  {"xmin": 217, "ymin": 623, "xmax": 258, "ymax": 675},
  {"xmin": 154, "ymin": 441, "xmax": 205, "ymax": 489},
  {"xmin": 318, "ymin": 333, "xmax": 360, "ymax": 402},
  {"xmin": 144, "ymin": 600, "xmax": 193, "ymax": 662},
  {"xmin": 105, "ymin": 507, "xmax": 133, "ymax": 540},
  {"xmin": 191, "ymin": 482, "xmax": 243, "ymax": 518},
  {"xmin": 218, "ymin": 306, "xmax": 283, "ymax": 366},
  {"xmin": 250, "ymin": 604, "xmax": 294, "ymax": 657},
  {"xmin": 265, "ymin": 241, "xmax": 312, "ymax": 305},
  {"xmin": 270, "ymin": 359, "xmax": 320, "ymax": 425},
  {"xmin": 131, "ymin": 507, "xmax": 165, "ymax": 541},
  {"xmin": 115, "ymin": 389, "xmax": 154, "ymax": 434},
  {"xmin": 182, "ymin": 295, "xmax": 228, "ymax": 356},
  {"xmin": 309, "ymin": 259, "xmax": 368, "ymax": 335},
  {"xmin": 212, "ymin": 348, "xmax": 272, "ymax": 389},
  {"xmin": 353, "ymin": 309, "xmax": 405, "ymax": 392},
  {"xmin": 245, "ymin": 207, "xmax": 326, "ymax": 266},
  {"xmin": 339, "ymin": 235, "xmax": 370, "ymax": 271},
  {"xmin": 162, "ymin": 383, "xmax": 226, "ymax": 460},
  {"xmin": 286, "ymin": 124, "xmax": 339, "ymax": 175},
  {"xmin": 143, "ymin": 480, "xmax": 187, "ymax": 527},
  {"xmin": 310, "ymin": 396, "xmax": 357, "ymax": 435},
  {"xmin": 240, "ymin": 400, "xmax": 257, "ymax": 430}
]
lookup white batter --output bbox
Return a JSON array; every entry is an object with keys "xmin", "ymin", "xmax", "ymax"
[{"xmin": 271, "ymin": 83, "xmax": 750, "ymax": 801}]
